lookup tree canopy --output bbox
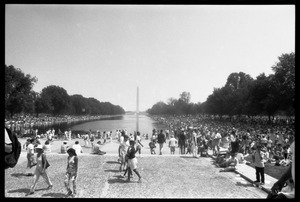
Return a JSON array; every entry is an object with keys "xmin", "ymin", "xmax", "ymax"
[
  {"xmin": 5, "ymin": 65, "xmax": 125, "ymax": 118},
  {"xmin": 147, "ymin": 52, "xmax": 295, "ymax": 120}
]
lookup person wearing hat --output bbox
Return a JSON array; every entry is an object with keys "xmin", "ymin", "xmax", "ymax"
[
  {"xmin": 252, "ymin": 144, "xmax": 268, "ymax": 185},
  {"xmin": 64, "ymin": 148, "xmax": 78, "ymax": 198},
  {"xmin": 27, "ymin": 144, "xmax": 52, "ymax": 195}
]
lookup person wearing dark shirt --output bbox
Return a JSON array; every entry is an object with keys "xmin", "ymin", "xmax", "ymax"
[
  {"xmin": 157, "ymin": 130, "xmax": 166, "ymax": 155},
  {"xmin": 178, "ymin": 130, "xmax": 186, "ymax": 154},
  {"xmin": 231, "ymin": 135, "xmax": 240, "ymax": 154},
  {"xmin": 126, "ymin": 140, "xmax": 142, "ymax": 183}
]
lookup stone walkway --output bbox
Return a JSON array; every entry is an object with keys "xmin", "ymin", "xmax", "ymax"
[{"xmin": 18, "ymin": 137, "xmax": 277, "ymax": 194}]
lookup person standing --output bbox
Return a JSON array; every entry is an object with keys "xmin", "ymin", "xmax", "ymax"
[
  {"xmin": 192, "ymin": 130, "xmax": 201, "ymax": 158},
  {"xmin": 64, "ymin": 148, "xmax": 78, "ymax": 198},
  {"xmin": 26, "ymin": 138, "xmax": 35, "ymax": 176},
  {"xmin": 83, "ymin": 133, "xmax": 89, "ymax": 147},
  {"xmin": 119, "ymin": 135, "xmax": 130, "ymax": 172},
  {"xmin": 157, "ymin": 130, "xmax": 166, "ymax": 155},
  {"xmin": 135, "ymin": 132, "xmax": 144, "ymax": 157},
  {"xmin": 149, "ymin": 139, "xmax": 156, "ymax": 155},
  {"xmin": 252, "ymin": 145, "xmax": 267, "ymax": 185},
  {"xmin": 27, "ymin": 145, "xmax": 52, "ymax": 195},
  {"xmin": 179, "ymin": 129, "xmax": 186, "ymax": 155},
  {"xmin": 169, "ymin": 135, "xmax": 177, "ymax": 155},
  {"xmin": 126, "ymin": 140, "xmax": 142, "ymax": 183}
]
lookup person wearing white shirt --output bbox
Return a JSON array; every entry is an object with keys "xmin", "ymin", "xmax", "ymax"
[
  {"xmin": 72, "ymin": 141, "xmax": 83, "ymax": 155},
  {"xmin": 168, "ymin": 135, "xmax": 177, "ymax": 155},
  {"xmin": 26, "ymin": 139, "xmax": 35, "ymax": 176}
]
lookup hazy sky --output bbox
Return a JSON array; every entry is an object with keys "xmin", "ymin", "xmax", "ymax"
[{"xmin": 5, "ymin": 5, "xmax": 295, "ymax": 111}]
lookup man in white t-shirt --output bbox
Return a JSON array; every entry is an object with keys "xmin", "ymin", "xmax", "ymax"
[{"xmin": 72, "ymin": 141, "xmax": 83, "ymax": 155}]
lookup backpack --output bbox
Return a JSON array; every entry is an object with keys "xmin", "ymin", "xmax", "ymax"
[{"xmin": 5, "ymin": 128, "xmax": 21, "ymax": 169}]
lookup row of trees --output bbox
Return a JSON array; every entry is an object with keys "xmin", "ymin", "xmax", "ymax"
[
  {"xmin": 5, "ymin": 65, "xmax": 125, "ymax": 118},
  {"xmin": 147, "ymin": 52, "xmax": 295, "ymax": 120}
]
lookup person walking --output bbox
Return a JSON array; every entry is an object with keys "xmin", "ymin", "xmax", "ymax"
[
  {"xmin": 64, "ymin": 148, "xmax": 78, "ymax": 198},
  {"xmin": 26, "ymin": 145, "xmax": 52, "ymax": 195},
  {"xmin": 25, "ymin": 138, "xmax": 35, "ymax": 176},
  {"xmin": 125, "ymin": 140, "xmax": 142, "ymax": 183},
  {"xmin": 157, "ymin": 130, "xmax": 166, "ymax": 155}
]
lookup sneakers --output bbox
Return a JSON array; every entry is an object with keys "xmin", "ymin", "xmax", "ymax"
[
  {"xmin": 47, "ymin": 185, "xmax": 53, "ymax": 190},
  {"xmin": 253, "ymin": 180, "xmax": 260, "ymax": 183},
  {"xmin": 260, "ymin": 182, "xmax": 265, "ymax": 185},
  {"xmin": 137, "ymin": 178, "xmax": 142, "ymax": 183}
]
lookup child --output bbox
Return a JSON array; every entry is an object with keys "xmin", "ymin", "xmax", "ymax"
[
  {"xmin": 252, "ymin": 145, "xmax": 267, "ymax": 185},
  {"xmin": 149, "ymin": 139, "xmax": 156, "ymax": 155},
  {"xmin": 125, "ymin": 140, "xmax": 142, "ymax": 183},
  {"xmin": 186, "ymin": 139, "xmax": 192, "ymax": 155},
  {"xmin": 26, "ymin": 145, "xmax": 52, "ymax": 195},
  {"xmin": 169, "ymin": 135, "xmax": 177, "ymax": 155},
  {"xmin": 64, "ymin": 148, "xmax": 78, "ymax": 198}
]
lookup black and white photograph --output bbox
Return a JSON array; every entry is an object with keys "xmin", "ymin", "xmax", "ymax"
[{"xmin": 5, "ymin": 4, "xmax": 295, "ymax": 198}]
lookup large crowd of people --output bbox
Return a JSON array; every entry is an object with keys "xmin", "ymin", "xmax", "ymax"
[
  {"xmin": 6, "ymin": 113, "xmax": 294, "ymax": 198},
  {"xmin": 150, "ymin": 114, "xmax": 294, "ymax": 164},
  {"xmin": 4, "ymin": 114, "xmax": 119, "ymax": 138}
]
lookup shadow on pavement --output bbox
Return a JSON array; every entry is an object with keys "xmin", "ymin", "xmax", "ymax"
[
  {"xmin": 11, "ymin": 173, "xmax": 31, "ymax": 178},
  {"xmin": 8, "ymin": 188, "xmax": 30, "ymax": 194},
  {"xmin": 104, "ymin": 169, "xmax": 120, "ymax": 173},
  {"xmin": 179, "ymin": 156, "xmax": 198, "ymax": 159},
  {"xmin": 107, "ymin": 178, "xmax": 127, "ymax": 184},
  {"xmin": 106, "ymin": 161, "xmax": 120, "ymax": 164},
  {"xmin": 42, "ymin": 192, "xmax": 66, "ymax": 198}
]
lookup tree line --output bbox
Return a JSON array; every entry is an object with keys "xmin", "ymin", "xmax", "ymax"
[
  {"xmin": 5, "ymin": 65, "xmax": 125, "ymax": 118},
  {"xmin": 147, "ymin": 52, "xmax": 295, "ymax": 121}
]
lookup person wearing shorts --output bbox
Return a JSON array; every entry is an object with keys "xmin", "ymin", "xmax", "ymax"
[
  {"xmin": 126, "ymin": 140, "xmax": 142, "ymax": 183},
  {"xmin": 64, "ymin": 148, "xmax": 78, "ymax": 198}
]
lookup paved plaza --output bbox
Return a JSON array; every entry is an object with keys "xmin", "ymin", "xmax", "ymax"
[{"xmin": 5, "ymin": 137, "xmax": 270, "ymax": 198}]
